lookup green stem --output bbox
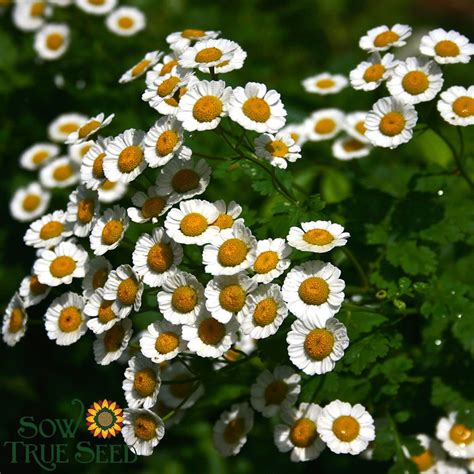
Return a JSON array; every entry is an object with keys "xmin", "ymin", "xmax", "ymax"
[{"xmin": 162, "ymin": 382, "xmax": 201, "ymax": 422}]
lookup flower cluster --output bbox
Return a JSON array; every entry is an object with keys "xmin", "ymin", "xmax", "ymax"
[
  {"xmin": 4, "ymin": 28, "xmax": 376, "ymax": 462},
  {"xmin": 5, "ymin": 0, "xmax": 146, "ymax": 61}
]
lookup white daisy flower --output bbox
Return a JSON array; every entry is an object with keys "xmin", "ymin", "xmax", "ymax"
[
  {"xmin": 437, "ymin": 86, "xmax": 474, "ymax": 127},
  {"xmin": 24, "ymin": 210, "xmax": 72, "ymax": 249},
  {"xmin": 251, "ymin": 238, "xmax": 292, "ymax": 284},
  {"xmin": 90, "ymin": 205, "xmax": 129, "ymax": 256},
  {"xmin": 81, "ymin": 256, "xmax": 112, "ymax": 298},
  {"xmin": 164, "ymin": 199, "xmax": 220, "ymax": 245},
  {"xmin": 66, "ymin": 186, "xmax": 100, "ymax": 237},
  {"xmin": 303, "ymin": 109, "xmax": 344, "ymax": 141},
  {"xmin": 34, "ymin": 23, "xmax": 70, "ymax": 61},
  {"xmin": 420, "ymin": 28, "xmax": 474, "ymax": 64},
  {"xmin": 157, "ymin": 271, "xmax": 205, "ymax": 325},
  {"xmin": 128, "ymin": 187, "xmax": 174, "ymax": 224},
  {"xmin": 280, "ymin": 123, "xmax": 308, "ymax": 148},
  {"xmin": 132, "ymin": 227, "xmax": 183, "ymax": 288},
  {"xmin": 66, "ymin": 113, "xmax": 114, "ymax": 144},
  {"xmin": 274, "ymin": 402, "xmax": 325, "ymax": 462},
  {"xmin": 93, "ymin": 318, "xmax": 133, "ymax": 365},
  {"xmin": 159, "ymin": 363, "xmax": 204, "ymax": 409},
  {"xmin": 48, "ymin": 113, "xmax": 87, "ymax": 143},
  {"xmin": 80, "ymin": 137, "xmax": 111, "ymax": 190},
  {"xmin": 19, "ymin": 274, "xmax": 50, "ymax": 307},
  {"xmin": 211, "ymin": 200, "xmax": 244, "ymax": 231},
  {"xmin": 287, "ymin": 317, "xmax": 349, "ymax": 375},
  {"xmin": 177, "ymin": 80, "xmax": 232, "ymax": 132},
  {"xmin": 302, "ymin": 73, "xmax": 348, "ymax": 95},
  {"xmin": 152, "ymin": 53, "xmax": 179, "ymax": 77},
  {"xmin": 2, "ymin": 293, "xmax": 28, "ymax": 347},
  {"xmin": 287, "ymin": 220, "xmax": 350, "ymax": 253},
  {"xmin": 123, "ymin": 355, "xmax": 161, "ymax": 409},
  {"xmin": 39, "ymin": 156, "xmax": 79, "ymax": 188},
  {"xmin": 166, "ymin": 28, "xmax": 220, "ymax": 52},
  {"xmin": 34, "ymin": 241, "xmax": 88, "ymax": 287},
  {"xmin": 122, "ymin": 408, "xmax": 165, "ymax": 456},
  {"xmin": 250, "ymin": 365, "xmax": 301, "ymax": 418},
  {"xmin": 182, "ymin": 311, "xmax": 238, "ymax": 358},
  {"xmin": 20, "ymin": 143, "xmax": 59, "ymax": 170},
  {"xmin": 359, "ymin": 24, "xmax": 412, "ymax": 52},
  {"xmin": 10, "ymin": 182, "xmax": 51, "ymax": 223},
  {"xmin": 254, "ymin": 132, "xmax": 301, "ymax": 169},
  {"xmin": 238, "ymin": 283, "xmax": 288, "ymax": 339},
  {"xmin": 12, "ymin": 0, "xmax": 51, "ymax": 32},
  {"xmin": 282, "ymin": 260, "xmax": 345, "ymax": 323},
  {"xmin": 387, "ymin": 57, "xmax": 443, "ymax": 105},
  {"xmin": 103, "ymin": 129, "xmax": 146, "ymax": 184},
  {"xmin": 97, "ymin": 179, "xmax": 128, "ymax": 203},
  {"xmin": 143, "ymin": 116, "xmax": 191, "ymax": 168},
  {"xmin": 105, "ymin": 6, "xmax": 145, "ymax": 37},
  {"xmin": 139, "ymin": 320, "xmax": 186, "ymax": 363},
  {"xmin": 44, "ymin": 292, "xmax": 87, "ymax": 346},
  {"xmin": 68, "ymin": 140, "xmax": 95, "ymax": 164},
  {"xmin": 213, "ymin": 402, "xmax": 254, "ymax": 457},
  {"xmin": 204, "ymin": 273, "xmax": 258, "ymax": 324},
  {"xmin": 103, "ymin": 265, "xmax": 144, "ymax": 319},
  {"xmin": 349, "ymin": 52, "xmax": 398, "ymax": 91},
  {"xmin": 365, "ymin": 97, "xmax": 418, "ymax": 149},
  {"xmin": 332, "ymin": 136, "xmax": 372, "ymax": 160},
  {"xmin": 436, "ymin": 413, "xmax": 474, "ymax": 459},
  {"xmin": 75, "ymin": 0, "xmax": 117, "ymax": 16},
  {"xmin": 402, "ymin": 434, "xmax": 445, "ymax": 474},
  {"xmin": 49, "ymin": 0, "xmax": 73, "ymax": 6},
  {"xmin": 228, "ymin": 82, "xmax": 286, "ymax": 133},
  {"xmin": 436, "ymin": 461, "xmax": 469, "ymax": 473},
  {"xmin": 119, "ymin": 50, "xmax": 163, "ymax": 83},
  {"xmin": 156, "ymin": 158, "xmax": 211, "ymax": 202},
  {"xmin": 179, "ymin": 38, "xmax": 246, "ymax": 73},
  {"xmin": 85, "ymin": 288, "xmax": 120, "ymax": 335},
  {"xmin": 344, "ymin": 111, "xmax": 370, "ymax": 143},
  {"xmin": 317, "ymin": 400, "xmax": 376, "ymax": 455}
]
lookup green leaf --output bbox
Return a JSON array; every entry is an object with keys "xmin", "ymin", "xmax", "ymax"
[
  {"xmin": 386, "ymin": 241, "xmax": 437, "ymax": 276},
  {"xmin": 321, "ymin": 170, "xmax": 352, "ymax": 203}
]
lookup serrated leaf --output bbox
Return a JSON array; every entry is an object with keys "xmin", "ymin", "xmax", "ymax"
[{"xmin": 386, "ymin": 241, "xmax": 437, "ymax": 276}]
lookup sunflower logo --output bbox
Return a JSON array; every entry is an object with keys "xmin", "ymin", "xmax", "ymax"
[{"xmin": 86, "ymin": 399, "xmax": 124, "ymax": 438}]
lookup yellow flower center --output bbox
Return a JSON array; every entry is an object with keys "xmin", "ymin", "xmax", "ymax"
[
  {"xmin": 195, "ymin": 47, "xmax": 223, "ymax": 63},
  {"xmin": 155, "ymin": 331, "xmax": 180, "ymax": 354},
  {"xmin": 333, "ymin": 416, "xmax": 360, "ymax": 442},
  {"xmin": 253, "ymin": 251, "xmax": 279, "ymax": 274},
  {"xmin": 402, "ymin": 71, "xmax": 429, "ymax": 95},
  {"xmin": 98, "ymin": 300, "xmax": 116, "ymax": 324},
  {"xmin": 50, "ymin": 256, "xmax": 76, "ymax": 278},
  {"xmin": 160, "ymin": 59, "xmax": 178, "ymax": 76},
  {"xmin": 435, "ymin": 40, "xmax": 460, "ymax": 57},
  {"xmin": 31, "ymin": 1, "xmax": 44, "ymax": 16},
  {"xmin": 155, "ymin": 130, "xmax": 179, "ymax": 156},
  {"xmin": 40, "ymin": 220, "xmax": 64, "ymax": 240},
  {"xmin": 131, "ymin": 59, "xmax": 151, "ymax": 77},
  {"xmin": 78, "ymin": 120, "xmax": 101, "ymax": 139},
  {"xmin": 53, "ymin": 164, "xmax": 74, "ymax": 181},
  {"xmin": 22, "ymin": 194, "xmax": 41, "ymax": 212},
  {"xmin": 30, "ymin": 274, "xmax": 48, "ymax": 295},
  {"xmin": 169, "ymin": 374, "xmax": 194, "ymax": 398},
  {"xmin": 450, "ymin": 423, "xmax": 474, "ymax": 445},
  {"xmin": 80, "ymin": 144, "xmax": 92, "ymax": 157},
  {"xmin": 212, "ymin": 214, "xmax": 234, "ymax": 229},
  {"xmin": 92, "ymin": 268, "xmax": 109, "ymax": 289},
  {"xmin": 171, "ymin": 169, "xmax": 200, "ymax": 193},
  {"xmin": 118, "ymin": 16, "xmax": 134, "ymax": 29},
  {"xmin": 117, "ymin": 277, "xmax": 139, "ymax": 306},
  {"xmin": 92, "ymin": 153, "xmax": 105, "ymax": 179},
  {"xmin": 171, "ymin": 286, "xmax": 198, "ymax": 313},
  {"xmin": 253, "ymin": 298, "xmax": 278, "ymax": 326},
  {"xmin": 180, "ymin": 213, "xmax": 208, "ymax": 237},
  {"xmin": 46, "ymin": 33, "xmax": 64, "ymax": 51},
  {"xmin": 223, "ymin": 418, "xmax": 245, "ymax": 444},
  {"xmin": 133, "ymin": 414, "xmax": 157, "ymax": 441},
  {"xmin": 198, "ymin": 318, "xmax": 226, "ymax": 345},
  {"xmin": 452, "ymin": 96, "xmax": 474, "ymax": 117},
  {"xmin": 217, "ymin": 238, "xmax": 248, "ymax": 267},
  {"xmin": 192, "ymin": 95, "xmax": 223, "ymax": 122},
  {"xmin": 303, "ymin": 228, "xmax": 334, "ymax": 246},
  {"xmin": 411, "ymin": 450, "xmax": 435, "ymax": 472},
  {"xmin": 147, "ymin": 243, "xmax": 173, "ymax": 272},
  {"xmin": 133, "ymin": 368, "xmax": 157, "ymax": 397},
  {"xmin": 290, "ymin": 132, "xmax": 299, "ymax": 142},
  {"xmin": 374, "ymin": 30, "xmax": 399, "ymax": 48},
  {"xmin": 100, "ymin": 180, "xmax": 116, "ymax": 190},
  {"xmin": 157, "ymin": 76, "xmax": 180, "ymax": 97},
  {"xmin": 219, "ymin": 284, "xmax": 246, "ymax": 312},
  {"xmin": 58, "ymin": 306, "xmax": 82, "ymax": 332},
  {"xmin": 103, "ymin": 324, "xmax": 125, "ymax": 352},
  {"xmin": 363, "ymin": 63, "xmax": 385, "ymax": 82},
  {"xmin": 101, "ymin": 219, "xmax": 124, "ymax": 245},
  {"xmin": 59, "ymin": 123, "xmax": 79, "ymax": 134},
  {"xmin": 9, "ymin": 307, "xmax": 25, "ymax": 333},
  {"xmin": 304, "ymin": 328, "xmax": 334, "ymax": 360},
  {"xmin": 316, "ymin": 78, "xmax": 335, "ymax": 88},
  {"xmin": 242, "ymin": 97, "xmax": 271, "ymax": 123},
  {"xmin": 289, "ymin": 418, "xmax": 317, "ymax": 448},
  {"xmin": 141, "ymin": 197, "xmax": 166, "ymax": 218},
  {"xmin": 314, "ymin": 118, "xmax": 336, "ymax": 135},
  {"xmin": 343, "ymin": 138, "xmax": 366, "ymax": 152},
  {"xmin": 77, "ymin": 198, "xmax": 95, "ymax": 224},
  {"xmin": 181, "ymin": 29, "xmax": 206, "ymax": 39},
  {"xmin": 298, "ymin": 277, "xmax": 330, "ymax": 305},
  {"xmin": 32, "ymin": 150, "xmax": 49, "ymax": 165},
  {"xmin": 117, "ymin": 145, "xmax": 143, "ymax": 173},
  {"xmin": 265, "ymin": 140, "xmax": 289, "ymax": 158},
  {"xmin": 264, "ymin": 380, "xmax": 288, "ymax": 405},
  {"xmin": 379, "ymin": 112, "xmax": 406, "ymax": 136},
  {"xmin": 356, "ymin": 121, "xmax": 366, "ymax": 135},
  {"xmin": 88, "ymin": 0, "xmax": 106, "ymax": 4}
]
